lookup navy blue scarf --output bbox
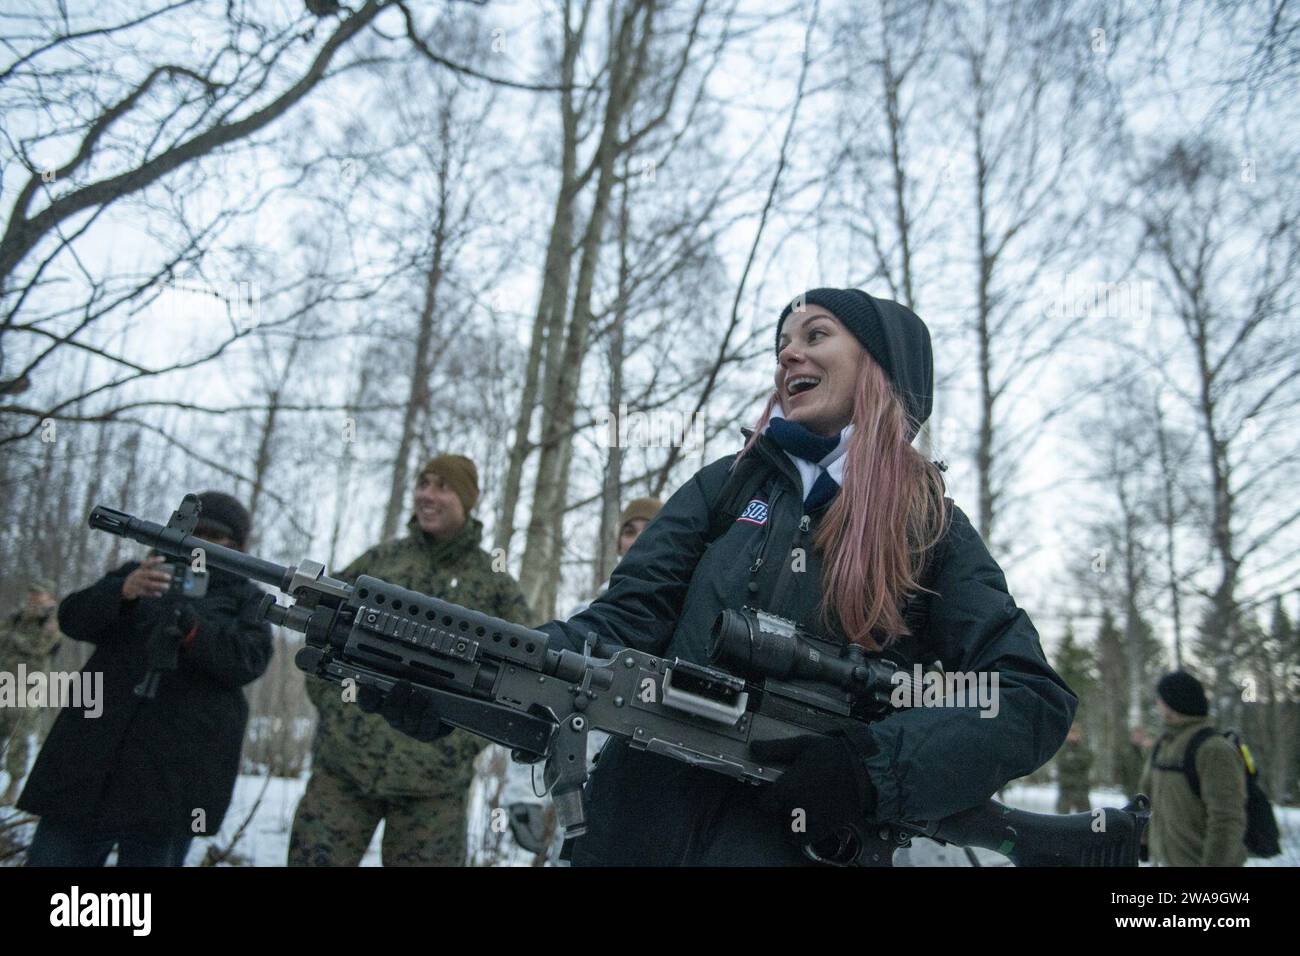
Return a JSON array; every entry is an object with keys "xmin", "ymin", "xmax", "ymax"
[{"xmin": 767, "ymin": 417, "xmax": 842, "ymax": 511}]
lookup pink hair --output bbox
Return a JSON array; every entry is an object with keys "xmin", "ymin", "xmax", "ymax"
[{"xmin": 736, "ymin": 358, "xmax": 950, "ymax": 650}]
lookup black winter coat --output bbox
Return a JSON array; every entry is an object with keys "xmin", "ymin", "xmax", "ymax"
[
  {"xmin": 18, "ymin": 561, "xmax": 272, "ymax": 836},
  {"xmin": 540, "ymin": 433, "xmax": 1077, "ymax": 865}
]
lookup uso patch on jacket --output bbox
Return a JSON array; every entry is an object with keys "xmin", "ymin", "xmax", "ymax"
[{"xmin": 737, "ymin": 498, "xmax": 769, "ymax": 525}]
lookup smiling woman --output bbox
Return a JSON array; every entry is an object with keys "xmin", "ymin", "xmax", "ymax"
[
  {"xmin": 369, "ymin": 286, "xmax": 1077, "ymax": 867},
  {"xmin": 523, "ymin": 286, "xmax": 1075, "ymax": 866},
  {"xmin": 753, "ymin": 288, "xmax": 943, "ymax": 645},
  {"xmin": 774, "ymin": 304, "xmax": 867, "ymax": 438}
]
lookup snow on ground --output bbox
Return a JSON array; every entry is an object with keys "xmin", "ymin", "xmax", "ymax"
[
  {"xmin": 0, "ymin": 764, "xmax": 385, "ymax": 868},
  {"xmin": 5, "ymin": 760, "xmax": 1298, "ymax": 866},
  {"xmin": 176, "ymin": 771, "xmax": 388, "ymax": 867}
]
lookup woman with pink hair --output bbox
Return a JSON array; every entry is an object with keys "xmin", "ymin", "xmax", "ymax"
[{"xmin": 380, "ymin": 287, "xmax": 1077, "ymax": 865}]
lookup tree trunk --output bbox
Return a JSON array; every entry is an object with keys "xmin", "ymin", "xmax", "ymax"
[
  {"xmin": 381, "ymin": 205, "xmax": 449, "ymax": 544},
  {"xmin": 494, "ymin": 1, "xmax": 591, "ymax": 560},
  {"xmin": 108, "ymin": 430, "xmax": 142, "ymax": 570},
  {"xmin": 328, "ymin": 364, "xmax": 370, "ymax": 571},
  {"xmin": 595, "ymin": 176, "xmax": 633, "ymax": 592},
  {"xmin": 1191, "ymin": 305, "xmax": 1243, "ymax": 716},
  {"xmin": 972, "ymin": 82, "xmax": 996, "ymax": 542},
  {"xmin": 519, "ymin": 0, "xmax": 656, "ymax": 618},
  {"xmin": 1153, "ymin": 392, "xmax": 1186, "ymax": 669},
  {"xmin": 246, "ymin": 395, "xmax": 280, "ymax": 548},
  {"xmin": 74, "ymin": 422, "xmax": 113, "ymax": 584}
]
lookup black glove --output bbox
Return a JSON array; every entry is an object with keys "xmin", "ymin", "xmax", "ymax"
[
  {"xmin": 357, "ymin": 680, "xmax": 453, "ymax": 742},
  {"xmin": 750, "ymin": 726, "xmax": 879, "ymax": 862}
]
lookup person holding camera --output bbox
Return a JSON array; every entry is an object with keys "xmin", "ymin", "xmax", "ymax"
[{"xmin": 19, "ymin": 491, "xmax": 272, "ymax": 867}]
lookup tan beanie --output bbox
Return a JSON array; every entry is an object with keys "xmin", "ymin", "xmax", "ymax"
[
  {"xmin": 420, "ymin": 454, "xmax": 480, "ymax": 513},
  {"xmin": 618, "ymin": 497, "xmax": 662, "ymax": 531}
]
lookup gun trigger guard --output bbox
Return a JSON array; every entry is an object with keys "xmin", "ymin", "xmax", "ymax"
[{"xmin": 801, "ymin": 825, "xmax": 864, "ymax": 867}]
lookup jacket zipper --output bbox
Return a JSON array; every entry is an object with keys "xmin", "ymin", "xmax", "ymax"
[
  {"xmin": 769, "ymin": 509, "xmax": 811, "ymax": 612},
  {"xmin": 744, "ymin": 436, "xmax": 809, "ymax": 607},
  {"xmin": 748, "ymin": 485, "xmax": 784, "ymax": 576}
]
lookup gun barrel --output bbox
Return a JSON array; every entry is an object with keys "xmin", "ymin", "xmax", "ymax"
[{"xmin": 88, "ymin": 504, "xmax": 293, "ymax": 592}]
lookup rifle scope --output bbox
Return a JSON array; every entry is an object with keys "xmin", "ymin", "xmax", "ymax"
[{"xmin": 709, "ymin": 607, "xmax": 901, "ymax": 700}]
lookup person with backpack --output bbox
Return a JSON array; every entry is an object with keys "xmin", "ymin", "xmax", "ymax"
[
  {"xmin": 1141, "ymin": 671, "xmax": 1250, "ymax": 867},
  {"xmin": 367, "ymin": 288, "xmax": 1078, "ymax": 865}
]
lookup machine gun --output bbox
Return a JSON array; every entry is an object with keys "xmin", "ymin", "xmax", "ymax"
[{"xmin": 89, "ymin": 495, "xmax": 1150, "ymax": 867}]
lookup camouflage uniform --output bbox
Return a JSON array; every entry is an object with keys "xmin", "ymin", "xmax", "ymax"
[
  {"xmin": 1054, "ymin": 738, "xmax": 1093, "ymax": 813},
  {"xmin": 289, "ymin": 516, "xmax": 532, "ymax": 866},
  {"xmin": 1, "ymin": 607, "xmax": 62, "ymax": 796}
]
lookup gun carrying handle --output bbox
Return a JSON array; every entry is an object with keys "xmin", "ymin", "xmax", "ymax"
[{"xmin": 660, "ymin": 662, "xmax": 749, "ymax": 725}]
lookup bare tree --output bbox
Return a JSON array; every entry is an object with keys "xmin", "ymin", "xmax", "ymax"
[
  {"xmin": 514, "ymin": 0, "xmax": 718, "ymax": 618},
  {"xmin": 1129, "ymin": 135, "xmax": 1300, "ymax": 713},
  {"xmin": 0, "ymin": 2, "xmax": 392, "ymax": 421},
  {"xmin": 371, "ymin": 22, "xmax": 504, "ymax": 543},
  {"xmin": 494, "ymin": 0, "xmax": 599, "ymax": 563},
  {"xmin": 823, "ymin": 0, "xmax": 946, "ymax": 458},
  {"xmin": 943, "ymin": 0, "xmax": 1116, "ymax": 545}
]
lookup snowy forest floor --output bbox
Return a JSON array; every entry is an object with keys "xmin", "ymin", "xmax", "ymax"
[{"xmin": 4, "ymin": 761, "xmax": 1297, "ymax": 866}]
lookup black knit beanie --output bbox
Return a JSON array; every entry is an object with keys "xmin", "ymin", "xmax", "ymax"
[
  {"xmin": 1156, "ymin": 670, "xmax": 1208, "ymax": 717},
  {"xmin": 776, "ymin": 288, "xmax": 934, "ymax": 440},
  {"xmin": 195, "ymin": 491, "xmax": 251, "ymax": 549}
]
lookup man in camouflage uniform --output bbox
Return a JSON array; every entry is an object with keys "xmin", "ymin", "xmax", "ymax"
[
  {"xmin": 1054, "ymin": 722, "xmax": 1093, "ymax": 813},
  {"xmin": 289, "ymin": 454, "xmax": 533, "ymax": 866},
  {"xmin": 1, "ymin": 581, "xmax": 62, "ymax": 804}
]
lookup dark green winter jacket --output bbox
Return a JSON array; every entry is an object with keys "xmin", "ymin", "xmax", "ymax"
[
  {"xmin": 539, "ymin": 431, "xmax": 1077, "ymax": 865},
  {"xmin": 1140, "ymin": 715, "xmax": 1248, "ymax": 867}
]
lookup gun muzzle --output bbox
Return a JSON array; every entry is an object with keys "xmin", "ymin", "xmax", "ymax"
[
  {"xmin": 89, "ymin": 505, "xmax": 135, "ymax": 537},
  {"xmin": 88, "ymin": 501, "xmax": 296, "ymax": 592}
]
